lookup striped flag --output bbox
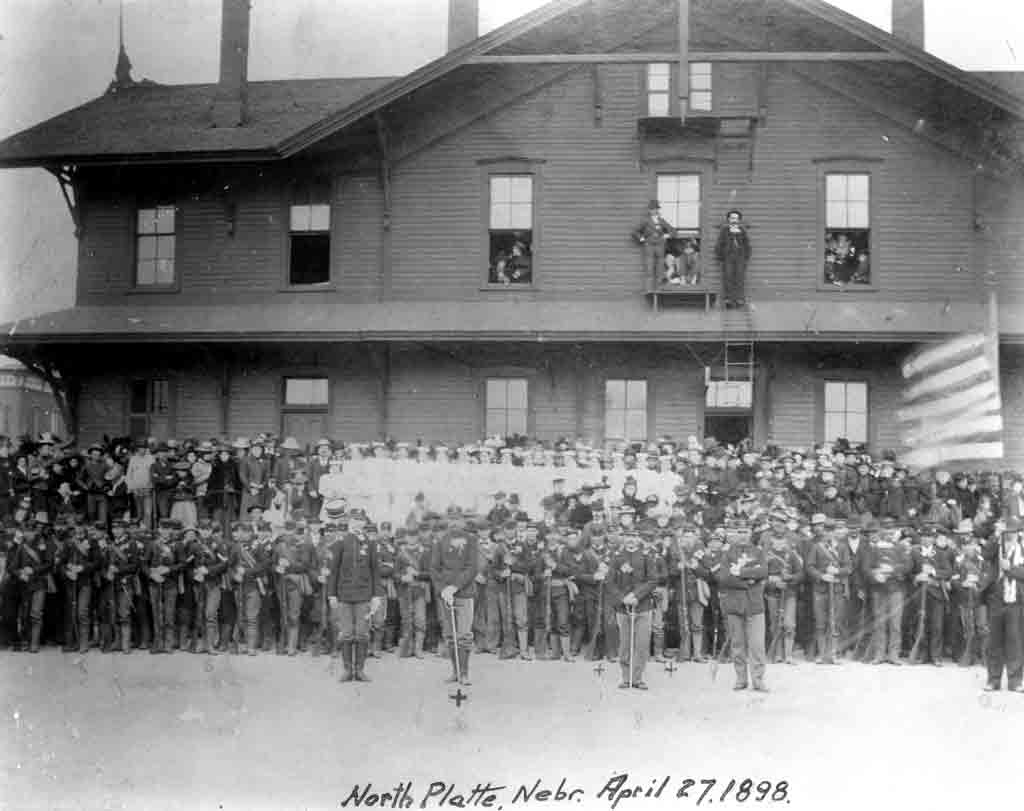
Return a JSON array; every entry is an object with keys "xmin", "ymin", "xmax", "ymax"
[{"xmin": 898, "ymin": 333, "xmax": 1004, "ymax": 469}]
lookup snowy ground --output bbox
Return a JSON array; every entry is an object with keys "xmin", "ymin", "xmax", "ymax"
[{"xmin": 1, "ymin": 649, "xmax": 1019, "ymax": 811}]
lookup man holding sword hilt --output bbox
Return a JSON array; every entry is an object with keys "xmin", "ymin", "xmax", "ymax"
[{"xmin": 326, "ymin": 508, "xmax": 383, "ymax": 683}]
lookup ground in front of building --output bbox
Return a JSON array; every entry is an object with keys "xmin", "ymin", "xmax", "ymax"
[{"xmin": 1, "ymin": 650, "xmax": 1018, "ymax": 811}]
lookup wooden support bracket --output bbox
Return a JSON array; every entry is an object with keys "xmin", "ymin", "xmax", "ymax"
[{"xmin": 374, "ymin": 112, "xmax": 393, "ymax": 230}]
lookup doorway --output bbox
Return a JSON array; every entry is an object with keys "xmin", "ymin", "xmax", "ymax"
[{"xmin": 704, "ymin": 414, "xmax": 752, "ymax": 447}]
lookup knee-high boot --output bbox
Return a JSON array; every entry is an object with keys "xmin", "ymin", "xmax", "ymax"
[
  {"xmin": 339, "ymin": 640, "xmax": 354, "ymax": 682},
  {"xmin": 287, "ymin": 625, "xmax": 299, "ymax": 656},
  {"xmin": 560, "ymin": 634, "xmax": 574, "ymax": 662},
  {"xmin": 653, "ymin": 630, "xmax": 665, "ymax": 662},
  {"xmin": 78, "ymin": 622, "xmax": 90, "ymax": 654},
  {"xmin": 413, "ymin": 631, "xmax": 425, "ymax": 659},
  {"xmin": 121, "ymin": 623, "xmax": 131, "ymax": 654},
  {"xmin": 29, "ymin": 622, "xmax": 42, "ymax": 653},
  {"xmin": 534, "ymin": 630, "xmax": 548, "ymax": 660},
  {"xmin": 459, "ymin": 646, "xmax": 471, "ymax": 686},
  {"xmin": 354, "ymin": 641, "xmax": 371, "ymax": 682},
  {"xmin": 518, "ymin": 631, "xmax": 532, "ymax": 660}
]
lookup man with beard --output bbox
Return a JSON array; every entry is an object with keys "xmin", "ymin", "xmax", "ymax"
[
  {"xmin": 431, "ymin": 518, "xmax": 479, "ymax": 686},
  {"xmin": 606, "ymin": 529, "xmax": 655, "ymax": 690}
]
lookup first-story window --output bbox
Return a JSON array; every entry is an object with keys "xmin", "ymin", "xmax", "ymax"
[
  {"xmin": 488, "ymin": 175, "xmax": 534, "ymax": 285},
  {"xmin": 824, "ymin": 380, "xmax": 867, "ymax": 444},
  {"xmin": 289, "ymin": 201, "xmax": 331, "ymax": 286},
  {"xmin": 824, "ymin": 173, "xmax": 871, "ymax": 286},
  {"xmin": 128, "ymin": 378, "xmax": 170, "ymax": 439},
  {"xmin": 136, "ymin": 205, "xmax": 176, "ymax": 287},
  {"xmin": 485, "ymin": 378, "xmax": 528, "ymax": 437},
  {"xmin": 284, "ymin": 377, "xmax": 329, "ymax": 407},
  {"xmin": 605, "ymin": 379, "xmax": 647, "ymax": 443}
]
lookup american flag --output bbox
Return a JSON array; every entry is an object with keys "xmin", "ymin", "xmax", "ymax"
[{"xmin": 898, "ymin": 333, "xmax": 1004, "ymax": 469}]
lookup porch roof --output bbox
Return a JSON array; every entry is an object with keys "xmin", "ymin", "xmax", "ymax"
[{"xmin": 0, "ymin": 297, "xmax": 1009, "ymax": 346}]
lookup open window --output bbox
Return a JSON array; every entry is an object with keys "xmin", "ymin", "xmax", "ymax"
[
  {"xmin": 488, "ymin": 175, "xmax": 534, "ymax": 285},
  {"xmin": 824, "ymin": 173, "xmax": 871, "ymax": 286},
  {"xmin": 289, "ymin": 200, "xmax": 332, "ymax": 286},
  {"xmin": 656, "ymin": 174, "xmax": 702, "ymax": 285}
]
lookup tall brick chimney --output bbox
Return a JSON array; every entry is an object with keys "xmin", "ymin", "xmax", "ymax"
[
  {"xmin": 448, "ymin": 0, "xmax": 479, "ymax": 52},
  {"xmin": 892, "ymin": 0, "xmax": 925, "ymax": 50},
  {"xmin": 212, "ymin": 0, "xmax": 251, "ymax": 128}
]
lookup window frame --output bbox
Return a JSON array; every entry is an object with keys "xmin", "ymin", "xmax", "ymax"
[
  {"xmin": 643, "ymin": 160, "xmax": 714, "ymax": 288},
  {"xmin": 281, "ymin": 375, "xmax": 331, "ymax": 413},
  {"xmin": 480, "ymin": 159, "xmax": 543, "ymax": 291},
  {"xmin": 642, "ymin": 62, "xmax": 715, "ymax": 119},
  {"xmin": 126, "ymin": 378, "xmax": 174, "ymax": 438},
  {"xmin": 282, "ymin": 180, "xmax": 337, "ymax": 292},
  {"xmin": 131, "ymin": 202, "xmax": 181, "ymax": 293},
  {"xmin": 821, "ymin": 379, "xmax": 869, "ymax": 446},
  {"xmin": 815, "ymin": 160, "xmax": 881, "ymax": 292},
  {"xmin": 483, "ymin": 377, "xmax": 531, "ymax": 438},
  {"xmin": 603, "ymin": 377, "xmax": 650, "ymax": 445}
]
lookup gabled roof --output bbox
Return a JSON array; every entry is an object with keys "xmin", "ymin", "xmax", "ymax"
[{"xmin": 0, "ymin": 0, "xmax": 1020, "ymax": 170}]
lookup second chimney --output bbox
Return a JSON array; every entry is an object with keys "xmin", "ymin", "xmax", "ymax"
[
  {"xmin": 212, "ymin": 0, "xmax": 251, "ymax": 128},
  {"xmin": 892, "ymin": 0, "xmax": 925, "ymax": 50},
  {"xmin": 448, "ymin": 0, "xmax": 479, "ymax": 52}
]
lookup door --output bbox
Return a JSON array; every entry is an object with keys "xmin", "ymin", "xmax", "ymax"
[
  {"xmin": 282, "ymin": 412, "xmax": 327, "ymax": 454},
  {"xmin": 704, "ymin": 414, "xmax": 752, "ymax": 447}
]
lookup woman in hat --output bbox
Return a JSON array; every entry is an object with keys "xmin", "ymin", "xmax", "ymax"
[{"xmin": 191, "ymin": 444, "xmax": 214, "ymax": 522}]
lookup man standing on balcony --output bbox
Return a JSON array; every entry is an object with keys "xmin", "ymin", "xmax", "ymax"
[
  {"xmin": 715, "ymin": 209, "xmax": 752, "ymax": 309},
  {"xmin": 632, "ymin": 199, "xmax": 674, "ymax": 287}
]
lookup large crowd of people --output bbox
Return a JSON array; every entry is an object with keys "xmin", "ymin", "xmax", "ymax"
[{"xmin": 1, "ymin": 430, "xmax": 1022, "ymax": 693}]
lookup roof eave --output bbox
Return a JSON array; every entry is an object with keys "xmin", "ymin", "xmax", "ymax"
[
  {"xmin": 275, "ymin": 0, "xmax": 588, "ymax": 158},
  {"xmin": 0, "ymin": 147, "xmax": 283, "ymax": 171},
  {"xmin": 786, "ymin": 0, "xmax": 1024, "ymax": 119}
]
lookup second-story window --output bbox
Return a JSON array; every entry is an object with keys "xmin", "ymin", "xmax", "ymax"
[
  {"xmin": 488, "ymin": 175, "xmax": 533, "ymax": 285},
  {"xmin": 824, "ymin": 173, "xmax": 871, "ymax": 286},
  {"xmin": 289, "ymin": 201, "xmax": 331, "ymax": 286},
  {"xmin": 656, "ymin": 174, "xmax": 702, "ymax": 285},
  {"xmin": 688, "ymin": 62, "xmax": 712, "ymax": 112},
  {"xmin": 136, "ymin": 205, "xmax": 176, "ymax": 287},
  {"xmin": 647, "ymin": 63, "xmax": 671, "ymax": 116}
]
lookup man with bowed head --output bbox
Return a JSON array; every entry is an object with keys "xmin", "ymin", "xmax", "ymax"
[{"xmin": 431, "ymin": 517, "xmax": 480, "ymax": 687}]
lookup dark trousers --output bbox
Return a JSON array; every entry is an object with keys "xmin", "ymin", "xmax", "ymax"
[{"xmin": 987, "ymin": 599, "xmax": 1023, "ymax": 689}]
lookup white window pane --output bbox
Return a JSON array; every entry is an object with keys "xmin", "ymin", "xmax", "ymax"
[
  {"xmin": 846, "ymin": 413, "xmax": 867, "ymax": 443},
  {"xmin": 824, "ymin": 382, "xmax": 845, "ymax": 412},
  {"xmin": 508, "ymin": 409, "xmax": 528, "ymax": 436},
  {"xmin": 824, "ymin": 414, "xmax": 845, "ymax": 443},
  {"xmin": 826, "ymin": 202, "xmax": 847, "ymax": 228},
  {"xmin": 848, "ymin": 174, "xmax": 870, "ymax": 201},
  {"xmin": 508, "ymin": 201, "xmax": 532, "ymax": 229},
  {"xmin": 509, "ymin": 177, "xmax": 533, "ymax": 204},
  {"xmin": 676, "ymin": 202, "xmax": 700, "ymax": 229},
  {"xmin": 137, "ymin": 209, "xmax": 156, "ymax": 234},
  {"xmin": 486, "ymin": 379, "xmax": 507, "ymax": 408},
  {"xmin": 157, "ymin": 235, "xmax": 175, "ymax": 260},
  {"xmin": 486, "ymin": 409, "xmax": 505, "ymax": 436},
  {"xmin": 312, "ymin": 378, "xmax": 329, "ymax": 404},
  {"xmin": 136, "ymin": 261, "xmax": 155, "ymax": 286},
  {"xmin": 606, "ymin": 411, "xmax": 626, "ymax": 441},
  {"xmin": 826, "ymin": 174, "xmax": 846, "ymax": 203},
  {"xmin": 648, "ymin": 93, "xmax": 670, "ymax": 116},
  {"xmin": 155, "ymin": 259, "xmax": 175, "ymax": 285},
  {"xmin": 690, "ymin": 63, "xmax": 712, "ymax": 90},
  {"xmin": 656, "ymin": 176, "xmax": 676, "ymax": 204},
  {"xmin": 690, "ymin": 91, "xmax": 712, "ymax": 112},
  {"xmin": 846, "ymin": 382, "xmax": 868, "ymax": 413},
  {"xmin": 605, "ymin": 380, "xmax": 625, "ymax": 409},
  {"xmin": 490, "ymin": 177, "xmax": 511, "ymax": 204},
  {"xmin": 490, "ymin": 203, "xmax": 512, "ymax": 229},
  {"xmin": 290, "ymin": 205, "xmax": 310, "ymax": 231},
  {"xmin": 626, "ymin": 380, "xmax": 647, "ymax": 410},
  {"xmin": 648, "ymin": 63, "xmax": 670, "ymax": 90},
  {"xmin": 309, "ymin": 204, "xmax": 331, "ymax": 232},
  {"xmin": 155, "ymin": 206, "xmax": 175, "ymax": 233},
  {"xmin": 137, "ymin": 236, "xmax": 156, "ymax": 261},
  {"xmin": 626, "ymin": 412, "xmax": 646, "ymax": 442},
  {"xmin": 848, "ymin": 202, "xmax": 870, "ymax": 229},
  {"xmin": 679, "ymin": 175, "xmax": 700, "ymax": 202},
  {"xmin": 508, "ymin": 379, "xmax": 528, "ymax": 410}
]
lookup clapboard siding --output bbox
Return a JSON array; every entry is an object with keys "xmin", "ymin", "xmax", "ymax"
[
  {"xmin": 387, "ymin": 350, "xmax": 478, "ymax": 444},
  {"xmin": 652, "ymin": 359, "xmax": 704, "ymax": 442},
  {"xmin": 228, "ymin": 370, "xmax": 278, "ymax": 438},
  {"xmin": 768, "ymin": 363, "xmax": 817, "ymax": 450},
  {"xmin": 78, "ymin": 193, "xmax": 133, "ymax": 300},
  {"xmin": 333, "ymin": 370, "xmax": 380, "ymax": 440},
  {"xmin": 78, "ymin": 375, "xmax": 126, "ymax": 444},
  {"xmin": 531, "ymin": 359, "xmax": 577, "ymax": 440},
  {"xmin": 335, "ymin": 176, "xmax": 383, "ymax": 300},
  {"xmin": 1002, "ymin": 348, "xmax": 1024, "ymax": 470},
  {"xmin": 176, "ymin": 374, "xmax": 222, "ymax": 439}
]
